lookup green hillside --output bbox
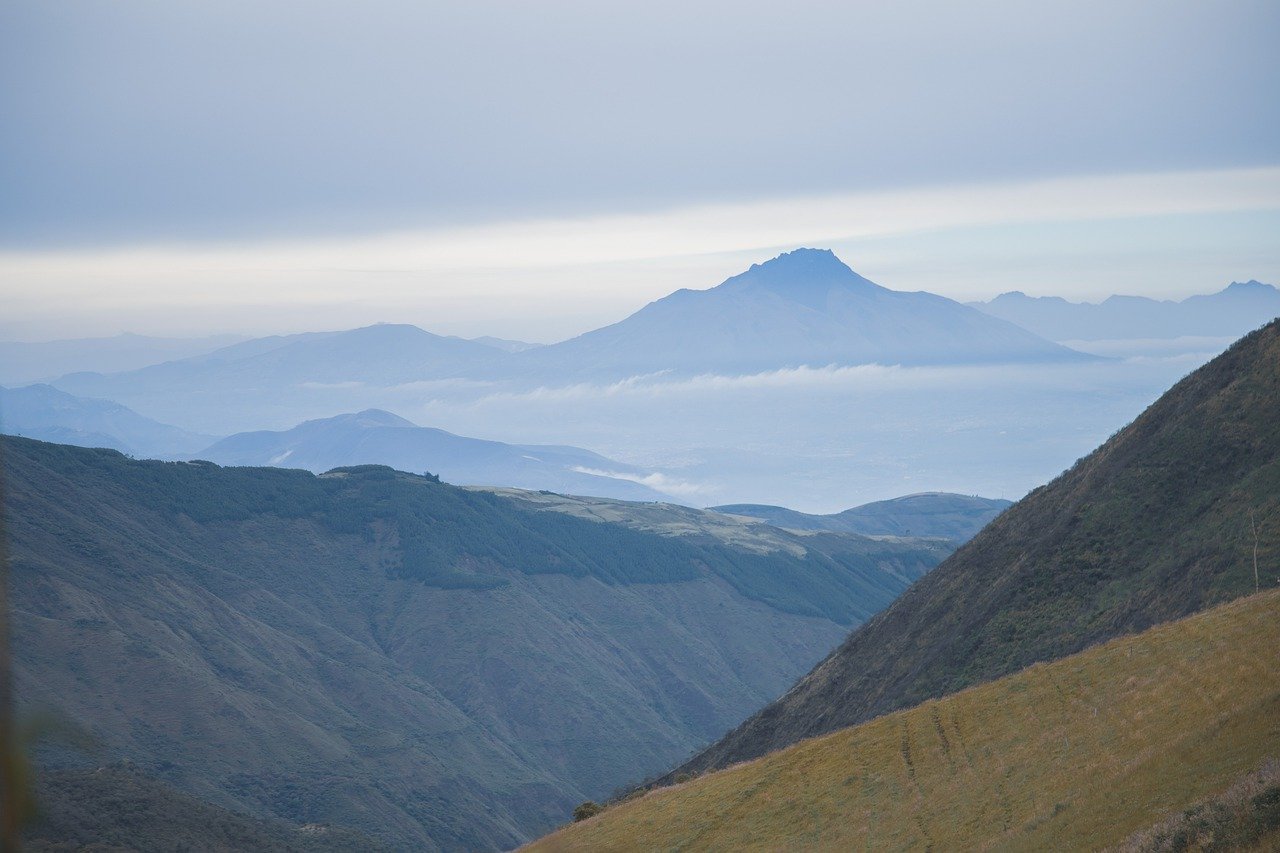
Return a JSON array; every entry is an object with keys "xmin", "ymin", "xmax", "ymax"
[
  {"xmin": 3, "ymin": 436, "xmax": 946, "ymax": 850},
  {"xmin": 25, "ymin": 765, "xmax": 385, "ymax": 852},
  {"xmin": 672, "ymin": 319, "xmax": 1280, "ymax": 777},
  {"xmin": 526, "ymin": 589, "xmax": 1280, "ymax": 852}
]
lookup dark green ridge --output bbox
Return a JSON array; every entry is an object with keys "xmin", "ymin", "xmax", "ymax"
[
  {"xmin": 3, "ymin": 435, "xmax": 945, "ymax": 849},
  {"xmin": 6, "ymin": 441, "xmax": 941, "ymax": 619},
  {"xmin": 25, "ymin": 765, "xmax": 387, "ymax": 852}
]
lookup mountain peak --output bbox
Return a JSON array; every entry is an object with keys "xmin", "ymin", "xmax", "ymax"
[
  {"xmin": 295, "ymin": 409, "xmax": 418, "ymax": 431},
  {"xmin": 721, "ymin": 248, "xmax": 884, "ymax": 304},
  {"xmin": 749, "ymin": 247, "xmax": 845, "ymax": 273},
  {"xmin": 350, "ymin": 408, "xmax": 417, "ymax": 427},
  {"xmin": 1224, "ymin": 279, "xmax": 1276, "ymax": 293},
  {"xmin": 745, "ymin": 247, "xmax": 865, "ymax": 281}
]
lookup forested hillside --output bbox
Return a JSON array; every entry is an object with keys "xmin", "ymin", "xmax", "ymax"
[{"xmin": 4, "ymin": 436, "xmax": 945, "ymax": 849}]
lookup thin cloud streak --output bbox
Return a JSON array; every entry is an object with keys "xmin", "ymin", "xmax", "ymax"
[
  {"xmin": 1, "ymin": 167, "xmax": 1277, "ymax": 341},
  {"xmin": 399, "ymin": 354, "xmax": 1216, "ymax": 413},
  {"xmin": 570, "ymin": 466, "xmax": 710, "ymax": 498},
  {"xmin": 6, "ymin": 167, "xmax": 1277, "ymax": 272}
]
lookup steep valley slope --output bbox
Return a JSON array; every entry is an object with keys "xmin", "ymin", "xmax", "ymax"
[
  {"xmin": 527, "ymin": 589, "xmax": 1280, "ymax": 852},
  {"xmin": 669, "ymin": 317, "xmax": 1280, "ymax": 779},
  {"xmin": 2, "ymin": 437, "xmax": 947, "ymax": 850}
]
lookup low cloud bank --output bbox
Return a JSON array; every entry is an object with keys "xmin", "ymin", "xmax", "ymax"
[{"xmin": 570, "ymin": 467, "xmax": 710, "ymax": 499}]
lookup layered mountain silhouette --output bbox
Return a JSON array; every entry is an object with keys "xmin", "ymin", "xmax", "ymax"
[
  {"xmin": 665, "ymin": 317, "xmax": 1279, "ymax": 779},
  {"xmin": 0, "ymin": 388, "xmax": 680, "ymax": 501},
  {"xmin": 47, "ymin": 250, "xmax": 1088, "ymax": 433},
  {"xmin": 712, "ymin": 493, "xmax": 1012, "ymax": 543},
  {"xmin": 50, "ymin": 323, "xmax": 516, "ymax": 433},
  {"xmin": 971, "ymin": 280, "xmax": 1280, "ymax": 341},
  {"xmin": 0, "ymin": 383, "xmax": 215, "ymax": 456},
  {"xmin": 0, "ymin": 332, "xmax": 247, "ymax": 386},
  {"xmin": 58, "ymin": 322, "xmax": 508, "ymax": 392},
  {"xmin": 199, "ymin": 409, "xmax": 675, "ymax": 502},
  {"xmin": 2, "ymin": 387, "xmax": 1025, "ymax": 516}
]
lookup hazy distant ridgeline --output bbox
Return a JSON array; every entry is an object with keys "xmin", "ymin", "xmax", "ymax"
[
  {"xmin": 5, "ymin": 436, "xmax": 948, "ymax": 849},
  {"xmin": 50, "ymin": 323, "xmax": 512, "ymax": 434},
  {"xmin": 0, "ymin": 389, "xmax": 1015, "ymax": 516},
  {"xmin": 668, "ymin": 318, "xmax": 1280, "ymax": 779},
  {"xmin": 0, "ymin": 388, "xmax": 678, "ymax": 503},
  {"xmin": 46, "ymin": 249, "xmax": 1088, "ymax": 434},
  {"xmin": 470, "ymin": 488, "xmax": 972, "ymax": 568},
  {"xmin": 0, "ymin": 383, "xmax": 216, "ymax": 457},
  {"xmin": 712, "ymin": 493, "xmax": 1012, "ymax": 543},
  {"xmin": 198, "ymin": 409, "xmax": 677, "ymax": 503},
  {"xmin": 970, "ymin": 279, "xmax": 1280, "ymax": 342},
  {"xmin": 16, "ymin": 258, "xmax": 1269, "ymax": 402},
  {"xmin": 0, "ymin": 332, "xmax": 249, "ymax": 386},
  {"xmin": 7, "ymin": 249, "xmax": 1271, "ymax": 510}
]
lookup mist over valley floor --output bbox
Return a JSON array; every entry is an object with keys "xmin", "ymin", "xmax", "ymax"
[{"xmin": 8, "ymin": 250, "xmax": 1266, "ymax": 512}]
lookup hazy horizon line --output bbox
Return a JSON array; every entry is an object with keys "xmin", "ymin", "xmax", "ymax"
[{"xmin": 2, "ymin": 166, "xmax": 1277, "ymax": 343}]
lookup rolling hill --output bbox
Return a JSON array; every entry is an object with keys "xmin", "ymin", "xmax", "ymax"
[
  {"xmin": 4, "ymin": 436, "xmax": 948, "ymax": 850},
  {"xmin": 525, "ymin": 589, "xmax": 1280, "ymax": 851},
  {"xmin": 711, "ymin": 492, "xmax": 1011, "ymax": 543},
  {"xmin": 667, "ymin": 317, "xmax": 1280, "ymax": 779},
  {"xmin": 198, "ymin": 409, "xmax": 676, "ymax": 502}
]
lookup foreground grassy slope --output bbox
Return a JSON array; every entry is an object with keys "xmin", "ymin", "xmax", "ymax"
[
  {"xmin": 528, "ymin": 589, "xmax": 1280, "ymax": 852},
  {"xmin": 1113, "ymin": 760, "xmax": 1280, "ymax": 852},
  {"xmin": 676, "ymin": 319, "xmax": 1280, "ymax": 776}
]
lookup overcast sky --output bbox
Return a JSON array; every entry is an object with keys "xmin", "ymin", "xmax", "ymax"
[{"xmin": 2, "ymin": 0, "xmax": 1278, "ymax": 341}]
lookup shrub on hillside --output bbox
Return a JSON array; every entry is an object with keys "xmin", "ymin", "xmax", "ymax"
[
  {"xmin": 572, "ymin": 801, "xmax": 604, "ymax": 822},
  {"xmin": 1114, "ymin": 759, "xmax": 1280, "ymax": 852}
]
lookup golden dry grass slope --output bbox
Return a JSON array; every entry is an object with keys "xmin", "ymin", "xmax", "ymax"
[{"xmin": 526, "ymin": 589, "xmax": 1280, "ymax": 852}]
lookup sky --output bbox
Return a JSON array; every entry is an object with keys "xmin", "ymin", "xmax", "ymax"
[{"xmin": 2, "ymin": 0, "xmax": 1278, "ymax": 342}]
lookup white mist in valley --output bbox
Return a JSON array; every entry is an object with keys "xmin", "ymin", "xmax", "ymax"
[{"xmin": 394, "ymin": 351, "xmax": 1212, "ymax": 513}]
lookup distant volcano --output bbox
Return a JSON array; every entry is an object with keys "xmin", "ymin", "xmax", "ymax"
[{"xmin": 516, "ymin": 248, "xmax": 1090, "ymax": 380}]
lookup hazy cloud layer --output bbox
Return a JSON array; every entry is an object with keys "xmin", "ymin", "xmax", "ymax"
[
  {"xmin": 391, "ymin": 351, "xmax": 1217, "ymax": 511},
  {"xmin": 3, "ymin": 171, "xmax": 1278, "ymax": 341}
]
